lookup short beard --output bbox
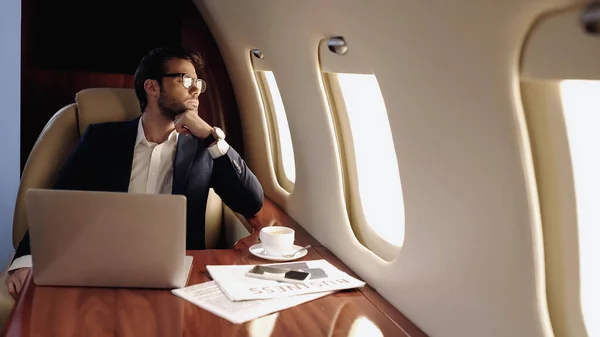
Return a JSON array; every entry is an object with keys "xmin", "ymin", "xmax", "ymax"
[{"xmin": 158, "ymin": 91, "xmax": 187, "ymax": 121}]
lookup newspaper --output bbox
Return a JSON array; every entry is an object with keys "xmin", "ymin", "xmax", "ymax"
[
  {"xmin": 171, "ymin": 281, "xmax": 332, "ymax": 324},
  {"xmin": 206, "ymin": 259, "xmax": 365, "ymax": 301}
]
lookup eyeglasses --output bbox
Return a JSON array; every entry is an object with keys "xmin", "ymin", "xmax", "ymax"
[{"xmin": 162, "ymin": 73, "xmax": 207, "ymax": 93}]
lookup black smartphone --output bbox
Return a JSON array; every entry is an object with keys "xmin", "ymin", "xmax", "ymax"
[{"xmin": 246, "ymin": 265, "xmax": 311, "ymax": 284}]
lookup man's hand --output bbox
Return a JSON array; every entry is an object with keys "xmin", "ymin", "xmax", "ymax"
[
  {"xmin": 174, "ymin": 111, "xmax": 213, "ymax": 139},
  {"xmin": 6, "ymin": 267, "xmax": 30, "ymax": 299}
]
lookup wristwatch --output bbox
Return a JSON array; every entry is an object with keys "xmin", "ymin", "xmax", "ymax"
[{"xmin": 205, "ymin": 127, "xmax": 225, "ymax": 145}]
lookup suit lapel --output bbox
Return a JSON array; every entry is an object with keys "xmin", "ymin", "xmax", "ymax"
[
  {"xmin": 172, "ymin": 134, "xmax": 198, "ymax": 194},
  {"xmin": 110, "ymin": 116, "xmax": 140, "ymax": 192}
]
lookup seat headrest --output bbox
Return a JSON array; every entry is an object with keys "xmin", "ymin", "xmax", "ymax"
[{"xmin": 75, "ymin": 88, "xmax": 142, "ymax": 135}]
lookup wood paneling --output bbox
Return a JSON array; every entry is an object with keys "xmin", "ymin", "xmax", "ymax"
[
  {"xmin": 181, "ymin": 0, "xmax": 244, "ymax": 157},
  {"xmin": 20, "ymin": 0, "xmax": 244, "ymax": 171},
  {"xmin": 2, "ymin": 249, "xmax": 421, "ymax": 337}
]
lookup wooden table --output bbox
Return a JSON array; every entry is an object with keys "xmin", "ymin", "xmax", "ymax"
[{"xmin": 2, "ymin": 199, "xmax": 426, "ymax": 336}]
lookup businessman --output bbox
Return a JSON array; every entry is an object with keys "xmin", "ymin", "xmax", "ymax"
[{"xmin": 5, "ymin": 46, "xmax": 264, "ymax": 298}]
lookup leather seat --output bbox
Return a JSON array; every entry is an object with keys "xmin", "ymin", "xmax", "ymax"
[{"xmin": 0, "ymin": 88, "xmax": 223, "ymax": 329}]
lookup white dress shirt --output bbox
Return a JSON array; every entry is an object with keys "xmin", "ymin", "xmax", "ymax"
[
  {"xmin": 8, "ymin": 117, "xmax": 230, "ymax": 272},
  {"xmin": 129, "ymin": 118, "xmax": 179, "ymax": 195}
]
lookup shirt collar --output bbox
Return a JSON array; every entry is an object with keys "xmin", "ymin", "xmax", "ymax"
[{"xmin": 136, "ymin": 116, "xmax": 179, "ymax": 146}]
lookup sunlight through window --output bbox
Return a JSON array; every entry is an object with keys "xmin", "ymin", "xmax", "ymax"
[
  {"xmin": 259, "ymin": 71, "xmax": 296, "ymax": 190},
  {"xmin": 560, "ymin": 80, "xmax": 600, "ymax": 337},
  {"xmin": 334, "ymin": 73, "xmax": 404, "ymax": 247}
]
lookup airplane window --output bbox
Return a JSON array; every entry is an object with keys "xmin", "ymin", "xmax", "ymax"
[
  {"xmin": 559, "ymin": 80, "xmax": 600, "ymax": 337},
  {"xmin": 326, "ymin": 73, "xmax": 405, "ymax": 253},
  {"xmin": 256, "ymin": 71, "xmax": 296, "ymax": 192}
]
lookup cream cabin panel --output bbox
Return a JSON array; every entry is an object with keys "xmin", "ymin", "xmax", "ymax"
[{"xmin": 195, "ymin": 0, "xmax": 579, "ymax": 336}]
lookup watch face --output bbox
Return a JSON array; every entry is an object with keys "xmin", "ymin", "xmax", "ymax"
[{"xmin": 214, "ymin": 127, "xmax": 225, "ymax": 140}]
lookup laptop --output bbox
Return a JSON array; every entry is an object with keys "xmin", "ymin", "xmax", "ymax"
[{"xmin": 24, "ymin": 188, "xmax": 193, "ymax": 289}]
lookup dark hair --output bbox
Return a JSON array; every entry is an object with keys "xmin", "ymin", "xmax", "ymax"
[{"xmin": 133, "ymin": 46, "xmax": 204, "ymax": 112}]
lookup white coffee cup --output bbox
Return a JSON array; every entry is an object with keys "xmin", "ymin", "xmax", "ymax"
[{"xmin": 259, "ymin": 226, "xmax": 295, "ymax": 256}]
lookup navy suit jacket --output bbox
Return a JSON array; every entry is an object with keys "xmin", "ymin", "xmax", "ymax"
[{"xmin": 14, "ymin": 116, "xmax": 264, "ymax": 261}]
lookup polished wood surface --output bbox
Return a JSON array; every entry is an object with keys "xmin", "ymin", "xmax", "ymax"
[
  {"xmin": 315, "ymin": 247, "xmax": 428, "ymax": 337},
  {"xmin": 234, "ymin": 197, "xmax": 323, "ymax": 253},
  {"xmin": 3, "ymin": 248, "xmax": 424, "ymax": 337}
]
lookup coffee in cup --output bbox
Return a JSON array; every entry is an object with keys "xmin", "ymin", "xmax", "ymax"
[{"xmin": 259, "ymin": 226, "xmax": 295, "ymax": 256}]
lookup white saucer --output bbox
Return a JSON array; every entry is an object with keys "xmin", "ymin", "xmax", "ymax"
[{"xmin": 249, "ymin": 244, "xmax": 308, "ymax": 261}]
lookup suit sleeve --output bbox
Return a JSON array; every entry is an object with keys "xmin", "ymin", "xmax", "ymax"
[
  {"xmin": 12, "ymin": 125, "xmax": 96, "ymax": 262},
  {"xmin": 210, "ymin": 146, "xmax": 264, "ymax": 217}
]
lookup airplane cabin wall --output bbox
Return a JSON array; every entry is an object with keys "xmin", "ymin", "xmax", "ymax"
[
  {"xmin": 194, "ymin": 0, "xmax": 585, "ymax": 336},
  {"xmin": 520, "ymin": 5, "xmax": 600, "ymax": 336}
]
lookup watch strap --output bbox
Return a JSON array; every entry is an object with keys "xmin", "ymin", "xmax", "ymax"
[{"xmin": 204, "ymin": 132, "xmax": 216, "ymax": 146}]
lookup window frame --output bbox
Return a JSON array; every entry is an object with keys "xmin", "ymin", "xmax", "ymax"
[
  {"xmin": 322, "ymin": 72, "xmax": 404, "ymax": 261},
  {"xmin": 255, "ymin": 70, "xmax": 295, "ymax": 193}
]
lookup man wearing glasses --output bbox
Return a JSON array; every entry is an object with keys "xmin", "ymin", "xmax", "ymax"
[{"xmin": 5, "ymin": 46, "xmax": 265, "ymax": 297}]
